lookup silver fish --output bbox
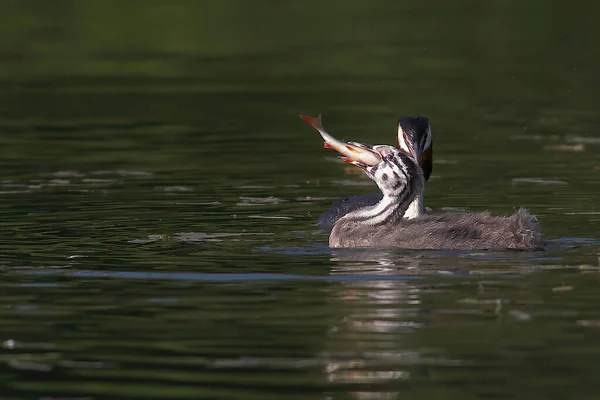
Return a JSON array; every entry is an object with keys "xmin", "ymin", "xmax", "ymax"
[{"xmin": 299, "ymin": 114, "xmax": 381, "ymax": 166}]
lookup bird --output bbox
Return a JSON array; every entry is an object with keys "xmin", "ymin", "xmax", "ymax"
[
  {"xmin": 326, "ymin": 143, "xmax": 544, "ymax": 250},
  {"xmin": 315, "ymin": 116, "xmax": 433, "ymax": 228}
]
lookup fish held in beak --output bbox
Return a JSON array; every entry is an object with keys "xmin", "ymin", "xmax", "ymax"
[{"xmin": 299, "ymin": 114, "xmax": 381, "ymax": 166}]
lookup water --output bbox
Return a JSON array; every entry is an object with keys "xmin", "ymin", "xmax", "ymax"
[{"xmin": 1, "ymin": 1, "xmax": 600, "ymax": 399}]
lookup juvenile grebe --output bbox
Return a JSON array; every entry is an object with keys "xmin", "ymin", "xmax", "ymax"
[
  {"xmin": 299, "ymin": 115, "xmax": 433, "ymax": 228},
  {"xmin": 325, "ymin": 142, "xmax": 543, "ymax": 250}
]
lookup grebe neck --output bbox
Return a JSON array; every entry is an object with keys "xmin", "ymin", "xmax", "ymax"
[{"xmin": 403, "ymin": 191, "xmax": 425, "ymax": 219}]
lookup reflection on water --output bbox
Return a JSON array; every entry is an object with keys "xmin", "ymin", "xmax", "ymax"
[
  {"xmin": 327, "ymin": 252, "xmax": 495, "ymax": 398},
  {"xmin": 325, "ymin": 273, "xmax": 424, "ymax": 399},
  {"xmin": 3, "ymin": 251, "xmax": 600, "ymax": 398}
]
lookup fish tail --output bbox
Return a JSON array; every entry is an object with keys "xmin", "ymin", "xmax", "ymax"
[{"xmin": 299, "ymin": 113, "xmax": 324, "ymax": 132}]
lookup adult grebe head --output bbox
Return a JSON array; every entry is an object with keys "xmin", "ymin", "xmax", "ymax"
[{"xmin": 397, "ymin": 116, "xmax": 432, "ymax": 181}]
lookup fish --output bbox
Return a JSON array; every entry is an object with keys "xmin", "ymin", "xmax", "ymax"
[{"xmin": 299, "ymin": 114, "xmax": 381, "ymax": 166}]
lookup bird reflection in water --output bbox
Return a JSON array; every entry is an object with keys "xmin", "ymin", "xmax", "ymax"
[{"xmin": 323, "ymin": 250, "xmax": 431, "ymax": 399}]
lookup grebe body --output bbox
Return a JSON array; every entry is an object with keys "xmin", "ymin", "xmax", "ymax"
[{"xmin": 327, "ymin": 144, "xmax": 543, "ymax": 250}]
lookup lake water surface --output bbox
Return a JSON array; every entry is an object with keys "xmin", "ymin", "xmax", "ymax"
[{"xmin": 1, "ymin": 2, "xmax": 600, "ymax": 399}]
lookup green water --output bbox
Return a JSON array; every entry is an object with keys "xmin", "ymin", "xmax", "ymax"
[{"xmin": 1, "ymin": 1, "xmax": 600, "ymax": 399}]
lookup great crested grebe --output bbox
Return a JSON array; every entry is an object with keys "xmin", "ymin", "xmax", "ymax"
[
  {"xmin": 299, "ymin": 115, "xmax": 433, "ymax": 228},
  {"xmin": 319, "ymin": 140, "xmax": 543, "ymax": 250}
]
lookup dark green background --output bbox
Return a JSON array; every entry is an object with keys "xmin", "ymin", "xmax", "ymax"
[{"xmin": 1, "ymin": 1, "xmax": 599, "ymax": 399}]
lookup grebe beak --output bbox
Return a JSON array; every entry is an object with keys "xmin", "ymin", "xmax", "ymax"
[
  {"xmin": 398, "ymin": 134, "xmax": 430, "ymax": 178},
  {"xmin": 397, "ymin": 117, "xmax": 433, "ymax": 181}
]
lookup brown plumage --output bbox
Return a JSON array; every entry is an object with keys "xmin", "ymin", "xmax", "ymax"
[
  {"xmin": 330, "ymin": 208, "xmax": 543, "ymax": 249},
  {"xmin": 328, "ymin": 145, "xmax": 544, "ymax": 250}
]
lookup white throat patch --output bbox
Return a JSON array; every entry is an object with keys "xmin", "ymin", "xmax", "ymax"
[{"xmin": 397, "ymin": 126, "xmax": 411, "ymax": 155}]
